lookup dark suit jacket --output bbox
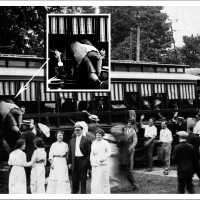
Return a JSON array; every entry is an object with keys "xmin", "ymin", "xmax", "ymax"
[
  {"xmin": 68, "ymin": 135, "xmax": 91, "ymax": 171},
  {"xmin": 173, "ymin": 141, "xmax": 198, "ymax": 177}
]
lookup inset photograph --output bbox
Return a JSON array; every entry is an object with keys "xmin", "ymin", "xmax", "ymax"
[{"xmin": 47, "ymin": 14, "xmax": 110, "ymax": 91}]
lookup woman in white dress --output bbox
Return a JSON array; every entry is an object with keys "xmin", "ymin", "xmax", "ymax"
[
  {"xmin": 8, "ymin": 138, "xmax": 29, "ymax": 194},
  {"xmin": 30, "ymin": 137, "xmax": 47, "ymax": 194},
  {"xmin": 90, "ymin": 128, "xmax": 111, "ymax": 194},
  {"xmin": 46, "ymin": 130, "xmax": 71, "ymax": 193}
]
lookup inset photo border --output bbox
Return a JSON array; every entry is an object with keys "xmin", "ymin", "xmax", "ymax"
[{"xmin": 46, "ymin": 14, "xmax": 111, "ymax": 92}]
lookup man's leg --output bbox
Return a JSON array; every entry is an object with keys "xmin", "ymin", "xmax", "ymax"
[
  {"xmin": 164, "ymin": 143, "xmax": 171, "ymax": 170},
  {"xmin": 177, "ymin": 176, "xmax": 185, "ymax": 194},
  {"xmin": 147, "ymin": 142, "xmax": 154, "ymax": 170},
  {"xmin": 80, "ymin": 161, "xmax": 88, "ymax": 194},
  {"xmin": 72, "ymin": 158, "xmax": 80, "ymax": 193},
  {"xmin": 186, "ymin": 176, "xmax": 195, "ymax": 194}
]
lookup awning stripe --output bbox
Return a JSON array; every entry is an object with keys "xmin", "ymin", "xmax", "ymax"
[
  {"xmin": 125, "ymin": 83, "xmax": 137, "ymax": 92},
  {"xmin": 0, "ymin": 82, "xmax": 3, "ymax": 95},
  {"xmin": 94, "ymin": 92, "xmax": 108, "ymax": 96},
  {"xmin": 77, "ymin": 92, "xmax": 92, "ymax": 101},
  {"xmin": 20, "ymin": 82, "xmax": 25, "ymax": 101},
  {"xmin": 59, "ymin": 17, "xmax": 65, "ymax": 34},
  {"xmin": 141, "ymin": 83, "xmax": 151, "ymax": 96},
  {"xmin": 49, "ymin": 16, "xmax": 109, "ymax": 42}
]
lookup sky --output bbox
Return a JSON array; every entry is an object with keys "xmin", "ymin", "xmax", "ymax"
[{"xmin": 164, "ymin": 6, "xmax": 200, "ymax": 47}]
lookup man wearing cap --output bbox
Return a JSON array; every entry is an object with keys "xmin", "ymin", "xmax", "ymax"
[
  {"xmin": 68, "ymin": 121, "xmax": 91, "ymax": 193},
  {"xmin": 173, "ymin": 131, "xmax": 198, "ymax": 193}
]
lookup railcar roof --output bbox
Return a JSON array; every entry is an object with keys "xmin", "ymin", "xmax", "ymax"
[{"xmin": 111, "ymin": 71, "xmax": 200, "ymax": 81}]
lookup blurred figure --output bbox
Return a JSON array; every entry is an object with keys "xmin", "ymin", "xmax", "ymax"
[
  {"xmin": 118, "ymin": 120, "xmax": 138, "ymax": 191},
  {"xmin": 140, "ymin": 115, "xmax": 157, "ymax": 171},
  {"xmin": 90, "ymin": 128, "xmax": 111, "ymax": 193},
  {"xmin": 70, "ymin": 40, "xmax": 105, "ymax": 89},
  {"xmin": 159, "ymin": 121, "xmax": 173, "ymax": 175},
  {"xmin": 173, "ymin": 131, "xmax": 198, "ymax": 194}
]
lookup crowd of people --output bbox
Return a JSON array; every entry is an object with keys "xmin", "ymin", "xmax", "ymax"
[
  {"xmin": 7, "ymin": 120, "xmax": 112, "ymax": 194},
  {"xmin": 2, "ymin": 98, "xmax": 200, "ymax": 194}
]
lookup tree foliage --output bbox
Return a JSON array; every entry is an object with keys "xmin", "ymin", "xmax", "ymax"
[
  {"xmin": 101, "ymin": 6, "xmax": 173, "ymax": 62},
  {"xmin": 179, "ymin": 35, "xmax": 200, "ymax": 67},
  {"xmin": 0, "ymin": 6, "xmax": 94, "ymax": 56}
]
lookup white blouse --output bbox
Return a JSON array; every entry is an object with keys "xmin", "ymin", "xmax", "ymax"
[
  {"xmin": 8, "ymin": 149, "xmax": 27, "ymax": 167},
  {"xmin": 49, "ymin": 141, "xmax": 68, "ymax": 160},
  {"xmin": 90, "ymin": 139, "xmax": 111, "ymax": 167}
]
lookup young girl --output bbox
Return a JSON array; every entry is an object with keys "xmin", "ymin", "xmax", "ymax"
[{"xmin": 30, "ymin": 137, "xmax": 47, "ymax": 193}]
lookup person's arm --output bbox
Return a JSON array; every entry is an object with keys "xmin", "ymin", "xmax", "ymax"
[
  {"xmin": 99, "ymin": 141, "xmax": 112, "ymax": 162},
  {"xmin": 48, "ymin": 144, "xmax": 54, "ymax": 169},
  {"xmin": 169, "ymin": 130, "xmax": 173, "ymax": 143},
  {"xmin": 140, "ymin": 114, "xmax": 145, "ymax": 129},
  {"xmin": 26, "ymin": 151, "xmax": 36, "ymax": 167}
]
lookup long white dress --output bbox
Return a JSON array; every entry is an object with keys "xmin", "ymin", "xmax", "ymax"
[
  {"xmin": 90, "ymin": 139, "xmax": 111, "ymax": 194},
  {"xmin": 8, "ymin": 149, "xmax": 27, "ymax": 194},
  {"xmin": 30, "ymin": 148, "xmax": 47, "ymax": 194},
  {"xmin": 46, "ymin": 141, "xmax": 71, "ymax": 194}
]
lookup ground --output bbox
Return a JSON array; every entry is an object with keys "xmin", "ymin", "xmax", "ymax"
[{"xmin": 1, "ymin": 166, "xmax": 200, "ymax": 194}]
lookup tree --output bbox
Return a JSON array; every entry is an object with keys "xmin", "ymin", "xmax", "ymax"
[
  {"xmin": 101, "ymin": 6, "xmax": 173, "ymax": 62},
  {"xmin": 179, "ymin": 35, "xmax": 200, "ymax": 67},
  {"xmin": 0, "ymin": 6, "xmax": 94, "ymax": 56}
]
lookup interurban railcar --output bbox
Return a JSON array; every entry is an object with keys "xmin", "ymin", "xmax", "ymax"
[{"xmin": 0, "ymin": 55, "xmax": 200, "ymax": 127}]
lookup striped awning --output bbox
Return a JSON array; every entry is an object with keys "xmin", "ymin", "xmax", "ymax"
[
  {"xmin": 180, "ymin": 84, "xmax": 195, "ymax": 100},
  {"xmin": 59, "ymin": 92, "xmax": 73, "ymax": 99},
  {"xmin": 39, "ymin": 82, "xmax": 56, "ymax": 102},
  {"xmin": 167, "ymin": 84, "xmax": 178, "ymax": 99},
  {"xmin": 141, "ymin": 84, "xmax": 152, "ymax": 96},
  {"xmin": 125, "ymin": 83, "xmax": 137, "ymax": 92},
  {"xmin": 19, "ymin": 81, "xmax": 37, "ymax": 101},
  {"xmin": 94, "ymin": 92, "xmax": 108, "ymax": 96},
  {"xmin": 111, "ymin": 83, "xmax": 123, "ymax": 101},
  {"xmin": 77, "ymin": 92, "xmax": 92, "ymax": 101},
  {"xmin": 49, "ymin": 15, "xmax": 109, "ymax": 42},
  {"xmin": 0, "ymin": 81, "xmax": 16, "ymax": 96},
  {"xmin": 154, "ymin": 83, "xmax": 165, "ymax": 93}
]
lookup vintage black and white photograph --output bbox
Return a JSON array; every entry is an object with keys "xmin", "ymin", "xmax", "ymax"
[
  {"xmin": 47, "ymin": 14, "xmax": 110, "ymax": 91},
  {"xmin": 1, "ymin": 4, "xmax": 200, "ymax": 196}
]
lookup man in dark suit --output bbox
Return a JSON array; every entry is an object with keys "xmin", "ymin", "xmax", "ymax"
[
  {"xmin": 173, "ymin": 131, "xmax": 198, "ymax": 193},
  {"xmin": 68, "ymin": 121, "xmax": 91, "ymax": 194}
]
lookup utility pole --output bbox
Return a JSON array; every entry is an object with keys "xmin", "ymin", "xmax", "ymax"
[
  {"xmin": 136, "ymin": 11, "xmax": 141, "ymax": 62},
  {"xmin": 129, "ymin": 28, "xmax": 134, "ymax": 60}
]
